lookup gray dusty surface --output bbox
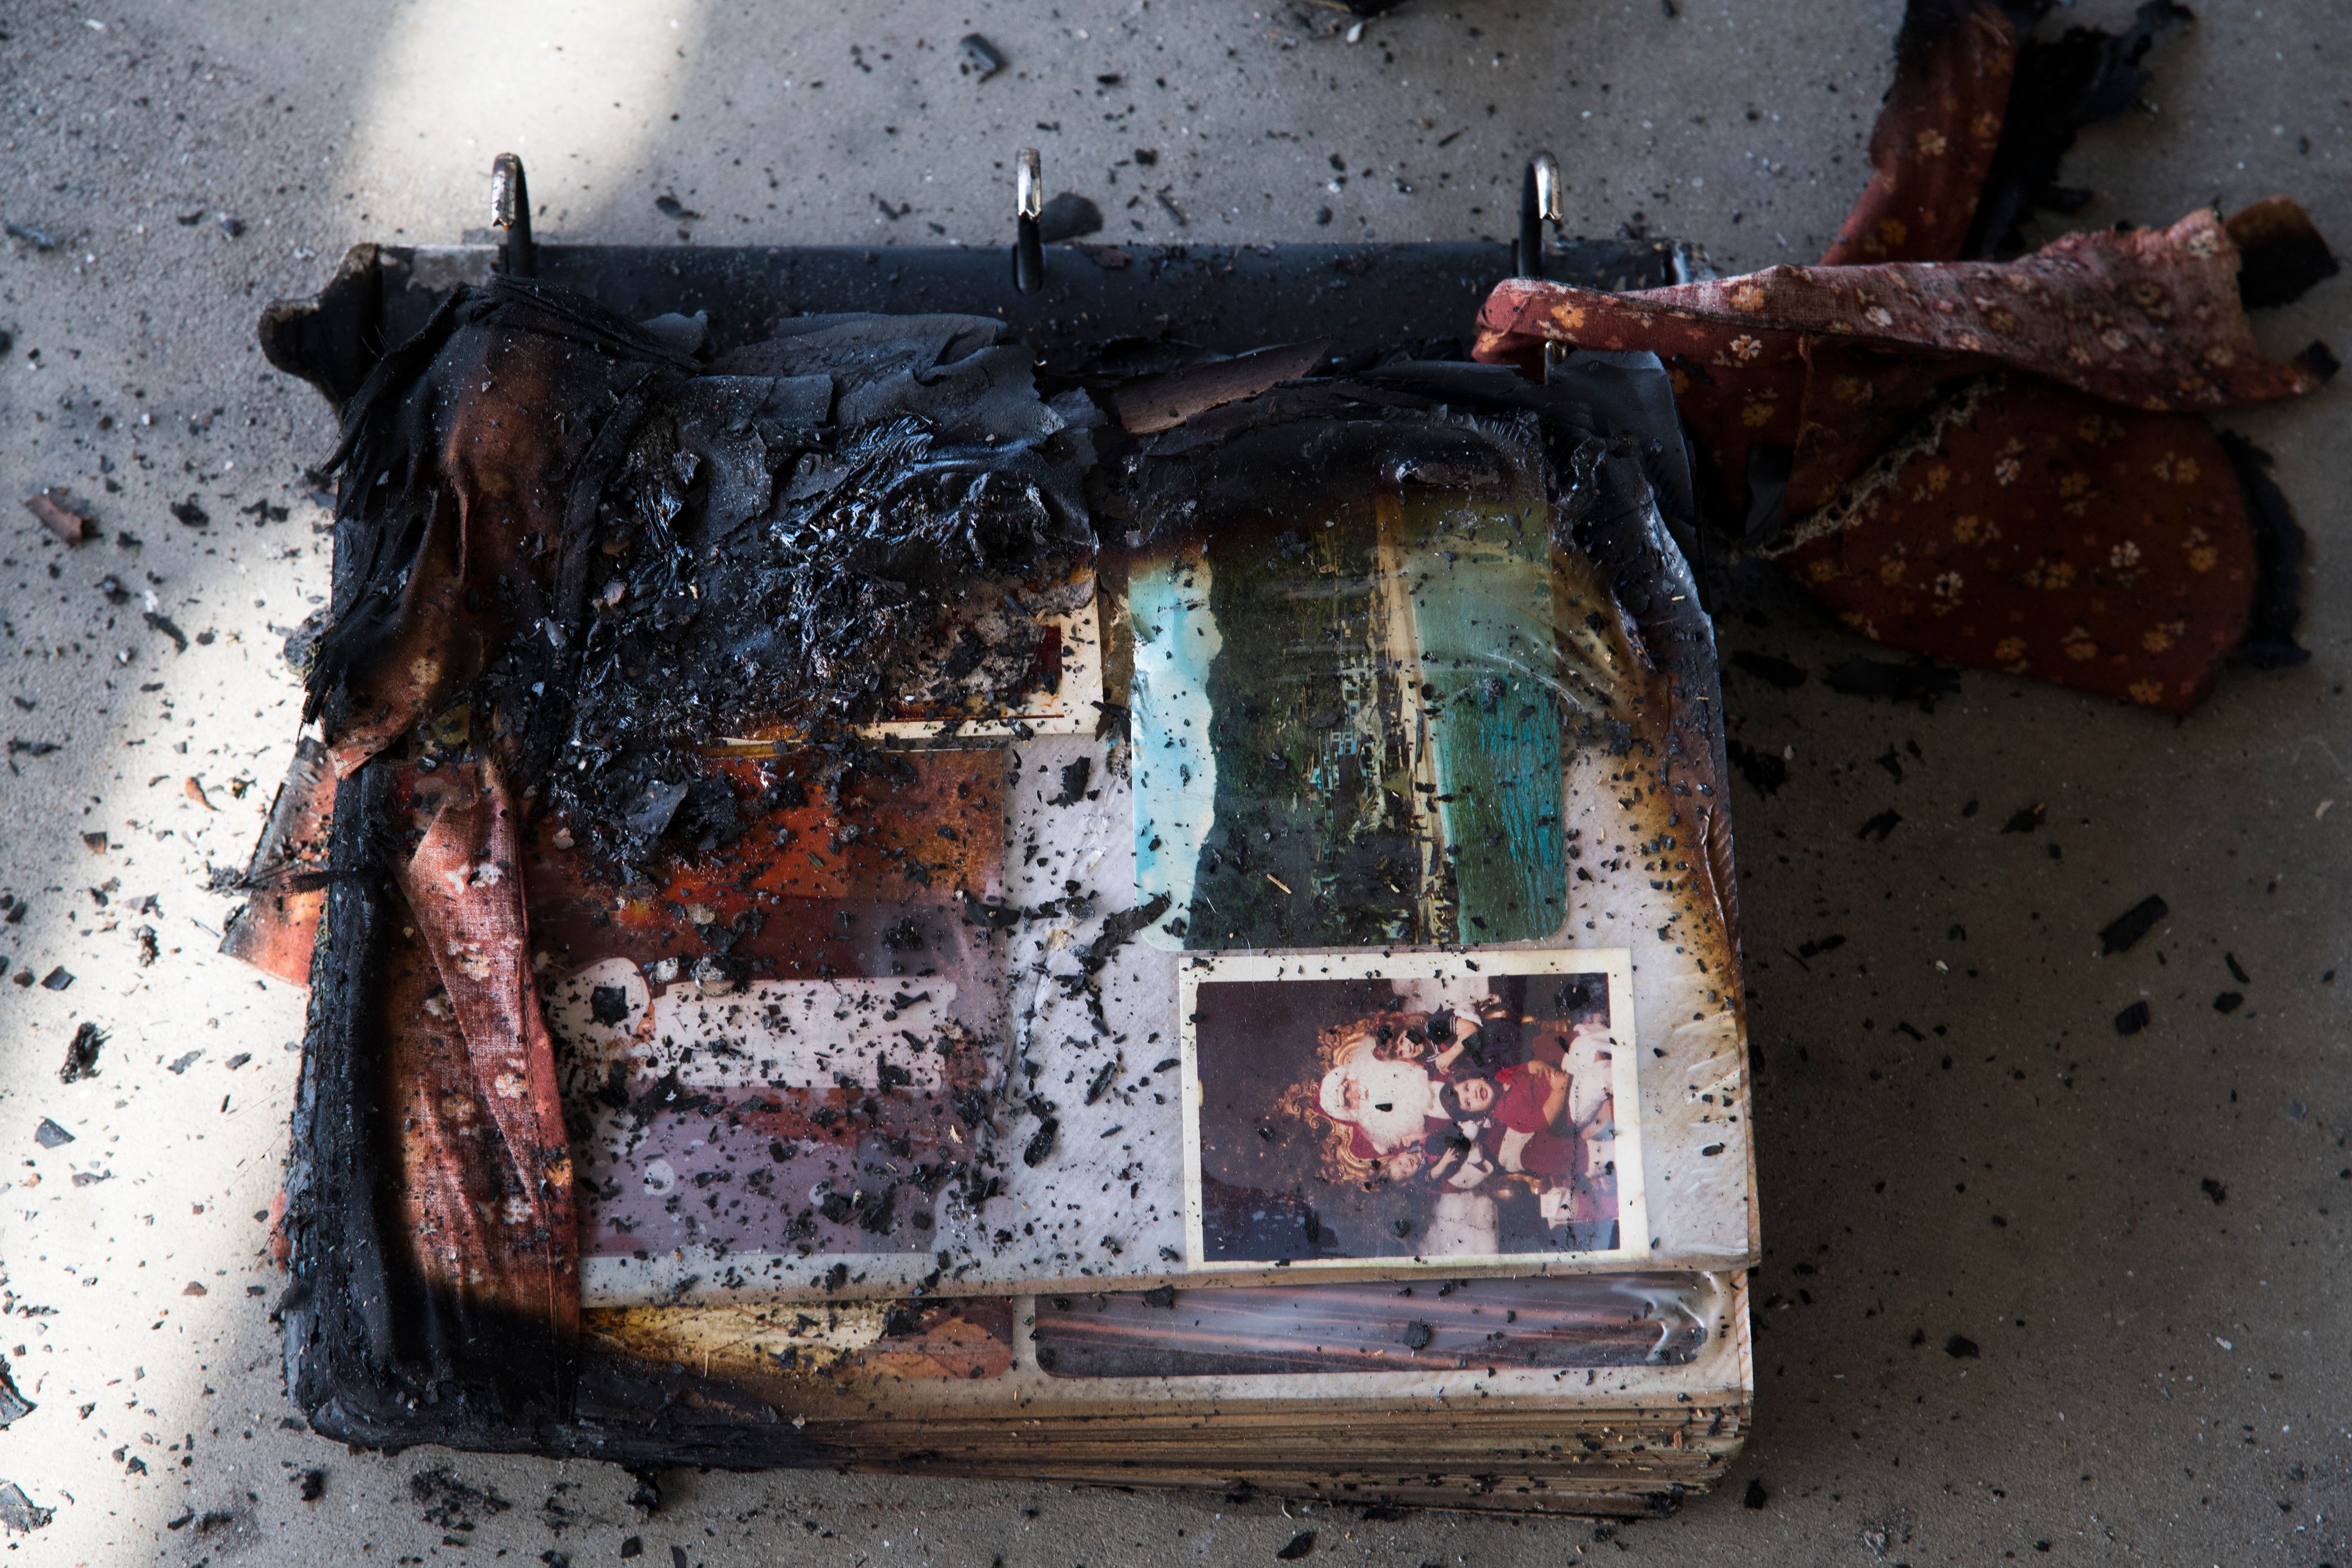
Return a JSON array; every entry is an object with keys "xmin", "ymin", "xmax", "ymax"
[{"xmin": 1, "ymin": 1, "xmax": 2347, "ymax": 1563}]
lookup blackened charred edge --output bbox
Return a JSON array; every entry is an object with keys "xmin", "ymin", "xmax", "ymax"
[
  {"xmin": 553, "ymin": 382, "xmax": 660, "ymax": 640},
  {"xmin": 292, "ymin": 764, "xmax": 569, "ymax": 1446},
  {"xmin": 2217, "ymin": 431, "xmax": 2311, "ymax": 671},
  {"xmin": 259, "ymin": 243, "xmax": 386, "ymax": 409},
  {"xmin": 1548, "ymin": 351, "xmax": 1702, "ymax": 569},
  {"xmin": 284, "ymin": 763, "xmax": 404, "ymax": 1443},
  {"xmin": 1542, "ymin": 369, "xmax": 1743, "ymax": 965},
  {"xmin": 309, "ymin": 276, "xmax": 692, "ymax": 729},
  {"xmin": 286, "ymin": 760, "xmax": 845, "ymax": 1466},
  {"xmin": 280, "ymin": 240, "xmax": 1695, "ymax": 402},
  {"xmin": 225, "ymin": 735, "xmax": 331, "ymax": 896},
  {"xmin": 1963, "ymin": 0, "xmax": 2194, "ymax": 260},
  {"xmin": 2226, "ymin": 198, "xmax": 2341, "ymax": 311},
  {"xmin": 308, "ymin": 286, "xmax": 475, "ymax": 730}
]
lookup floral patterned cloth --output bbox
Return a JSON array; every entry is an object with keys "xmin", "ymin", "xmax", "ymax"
[
  {"xmin": 1822, "ymin": 0, "xmax": 2019, "ymax": 266},
  {"xmin": 1765, "ymin": 376, "xmax": 2262, "ymax": 711},
  {"xmin": 1472, "ymin": 0, "xmax": 2335, "ymax": 713}
]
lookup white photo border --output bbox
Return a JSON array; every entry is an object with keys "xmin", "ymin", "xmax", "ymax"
[{"xmin": 1179, "ymin": 945, "xmax": 1648, "ymax": 1273}]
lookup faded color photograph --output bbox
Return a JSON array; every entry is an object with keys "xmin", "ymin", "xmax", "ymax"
[
  {"xmin": 1183, "ymin": 951, "xmax": 1640, "ymax": 1269},
  {"xmin": 1127, "ymin": 419, "xmax": 1648, "ymax": 954}
]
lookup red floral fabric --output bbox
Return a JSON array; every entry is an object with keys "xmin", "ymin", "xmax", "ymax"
[
  {"xmin": 390, "ymin": 758, "xmax": 579, "ymax": 1334},
  {"xmin": 1471, "ymin": 0, "xmax": 2333, "ymax": 713},
  {"xmin": 1822, "ymin": 0, "xmax": 2019, "ymax": 266},
  {"xmin": 1476, "ymin": 209, "xmax": 2327, "ymax": 531},
  {"xmin": 1764, "ymin": 377, "xmax": 2259, "ymax": 710}
]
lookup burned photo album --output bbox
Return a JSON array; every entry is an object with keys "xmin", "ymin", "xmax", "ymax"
[
  {"xmin": 249, "ymin": 266, "xmax": 1758, "ymax": 1500},
  {"xmin": 269, "ymin": 301, "xmax": 1741, "ymax": 1310}
]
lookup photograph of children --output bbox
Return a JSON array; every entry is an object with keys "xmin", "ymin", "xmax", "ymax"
[{"xmin": 1180, "ymin": 949, "xmax": 1643, "ymax": 1270}]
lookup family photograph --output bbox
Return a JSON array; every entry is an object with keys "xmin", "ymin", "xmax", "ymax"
[{"xmin": 1187, "ymin": 957, "xmax": 1634, "ymax": 1267}]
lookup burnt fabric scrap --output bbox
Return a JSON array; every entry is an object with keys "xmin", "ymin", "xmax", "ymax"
[
  {"xmin": 215, "ymin": 735, "xmax": 336, "ymax": 985},
  {"xmin": 1824, "ymin": 0, "xmax": 2199, "ymax": 266},
  {"xmin": 1475, "ymin": 0, "xmax": 2336, "ymax": 713},
  {"xmin": 387, "ymin": 757, "xmax": 577, "ymax": 1336},
  {"xmin": 292, "ymin": 282, "xmax": 1095, "ymax": 1337},
  {"xmin": 1819, "ymin": 0, "xmax": 2023, "ymax": 268}
]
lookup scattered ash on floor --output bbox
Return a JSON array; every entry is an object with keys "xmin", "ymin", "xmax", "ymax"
[{"xmin": 409, "ymin": 1463, "xmax": 514, "ymax": 1532}]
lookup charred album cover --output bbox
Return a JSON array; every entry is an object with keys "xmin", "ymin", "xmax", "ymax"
[{"xmin": 1181, "ymin": 950, "xmax": 1644, "ymax": 1270}]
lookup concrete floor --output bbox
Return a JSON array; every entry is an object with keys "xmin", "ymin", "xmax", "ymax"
[{"xmin": 1, "ymin": 0, "xmax": 2346, "ymax": 1562}]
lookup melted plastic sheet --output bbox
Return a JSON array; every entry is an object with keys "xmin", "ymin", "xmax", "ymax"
[{"xmin": 1126, "ymin": 414, "xmax": 1592, "ymax": 950}]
